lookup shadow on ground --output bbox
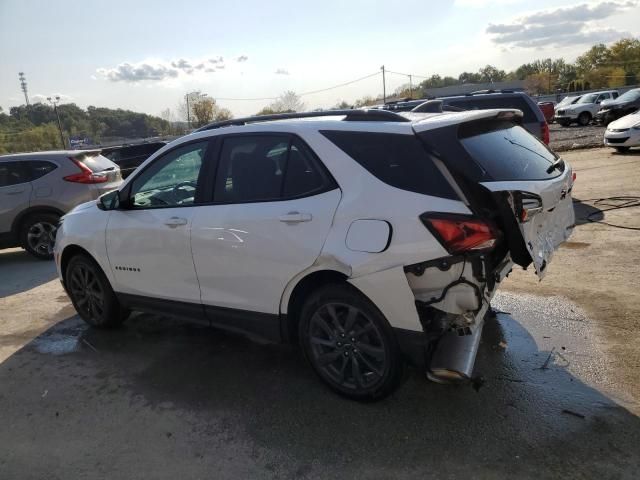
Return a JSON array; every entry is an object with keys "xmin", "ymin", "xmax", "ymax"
[
  {"xmin": 0, "ymin": 292, "xmax": 639, "ymax": 479},
  {"xmin": 0, "ymin": 249, "xmax": 57, "ymax": 298}
]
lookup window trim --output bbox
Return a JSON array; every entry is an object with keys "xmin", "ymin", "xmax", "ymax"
[
  {"xmin": 121, "ymin": 138, "xmax": 216, "ymax": 210},
  {"xmin": 200, "ymin": 132, "xmax": 338, "ymax": 206}
]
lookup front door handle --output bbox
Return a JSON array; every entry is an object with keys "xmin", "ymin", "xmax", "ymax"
[
  {"xmin": 278, "ymin": 211, "xmax": 312, "ymax": 223},
  {"xmin": 164, "ymin": 216, "xmax": 188, "ymax": 227}
]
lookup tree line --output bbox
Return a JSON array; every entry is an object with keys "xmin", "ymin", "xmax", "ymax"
[
  {"xmin": 354, "ymin": 37, "xmax": 640, "ymax": 106},
  {"xmin": 0, "ymin": 103, "xmax": 172, "ymax": 154}
]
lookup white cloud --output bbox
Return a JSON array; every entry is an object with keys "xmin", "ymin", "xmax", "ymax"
[
  {"xmin": 275, "ymin": 68, "xmax": 289, "ymax": 75},
  {"xmin": 487, "ymin": 1, "xmax": 637, "ymax": 48},
  {"xmin": 31, "ymin": 93, "xmax": 72, "ymax": 103},
  {"xmin": 97, "ymin": 54, "xmax": 247, "ymax": 82}
]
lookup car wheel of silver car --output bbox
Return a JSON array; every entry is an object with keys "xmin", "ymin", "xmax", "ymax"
[
  {"xmin": 20, "ymin": 213, "xmax": 59, "ymax": 260},
  {"xmin": 578, "ymin": 112, "xmax": 591, "ymax": 126},
  {"xmin": 65, "ymin": 254, "xmax": 129, "ymax": 328},
  {"xmin": 299, "ymin": 284, "xmax": 404, "ymax": 401}
]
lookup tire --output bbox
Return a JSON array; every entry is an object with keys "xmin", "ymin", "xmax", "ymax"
[
  {"xmin": 559, "ymin": 120, "xmax": 570, "ymax": 127},
  {"xmin": 20, "ymin": 212, "xmax": 59, "ymax": 260},
  {"xmin": 299, "ymin": 284, "xmax": 404, "ymax": 401},
  {"xmin": 577, "ymin": 112, "xmax": 591, "ymax": 126},
  {"xmin": 65, "ymin": 254, "xmax": 129, "ymax": 328},
  {"xmin": 615, "ymin": 147, "xmax": 630, "ymax": 153}
]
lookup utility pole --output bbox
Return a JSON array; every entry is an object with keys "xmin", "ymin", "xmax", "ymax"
[
  {"xmin": 409, "ymin": 74, "xmax": 413, "ymax": 99},
  {"xmin": 47, "ymin": 96, "xmax": 66, "ymax": 149},
  {"xmin": 381, "ymin": 65, "xmax": 386, "ymax": 104},
  {"xmin": 185, "ymin": 93, "xmax": 191, "ymax": 129},
  {"xmin": 18, "ymin": 72, "xmax": 30, "ymax": 105}
]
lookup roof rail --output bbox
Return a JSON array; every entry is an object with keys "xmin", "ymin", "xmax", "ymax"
[{"xmin": 195, "ymin": 109, "xmax": 410, "ymax": 132}]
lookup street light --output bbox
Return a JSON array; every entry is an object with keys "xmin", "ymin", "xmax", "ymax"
[{"xmin": 47, "ymin": 96, "xmax": 66, "ymax": 149}]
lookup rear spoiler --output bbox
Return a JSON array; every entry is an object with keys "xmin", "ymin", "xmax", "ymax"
[
  {"xmin": 69, "ymin": 150, "xmax": 102, "ymax": 159},
  {"xmin": 410, "ymin": 109, "xmax": 524, "ymax": 133}
]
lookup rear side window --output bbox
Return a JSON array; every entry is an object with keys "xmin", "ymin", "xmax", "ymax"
[
  {"xmin": 459, "ymin": 121, "xmax": 560, "ymax": 181},
  {"xmin": 75, "ymin": 153, "xmax": 115, "ymax": 172},
  {"xmin": 445, "ymin": 96, "xmax": 538, "ymax": 123},
  {"xmin": 28, "ymin": 161, "xmax": 57, "ymax": 180},
  {"xmin": 213, "ymin": 135, "xmax": 331, "ymax": 203},
  {"xmin": 0, "ymin": 162, "xmax": 30, "ymax": 187},
  {"xmin": 320, "ymin": 131, "xmax": 458, "ymax": 199}
]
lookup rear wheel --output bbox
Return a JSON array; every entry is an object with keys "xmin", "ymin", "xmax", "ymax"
[
  {"xmin": 578, "ymin": 112, "xmax": 591, "ymax": 126},
  {"xmin": 615, "ymin": 146, "xmax": 630, "ymax": 153},
  {"xmin": 65, "ymin": 254, "xmax": 129, "ymax": 328},
  {"xmin": 20, "ymin": 213, "xmax": 59, "ymax": 260},
  {"xmin": 299, "ymin": 284, "xmax": 404, "ymax": 401}
]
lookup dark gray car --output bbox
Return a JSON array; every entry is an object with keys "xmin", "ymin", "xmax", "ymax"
[{"xmin": 0, "ymin": 150, "xmax": 122, "ymax": 259}]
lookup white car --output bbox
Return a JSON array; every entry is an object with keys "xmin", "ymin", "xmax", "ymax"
[
  {"xmin": 54, "ymin": 109, "xmax": 574, "ymax": 400},
  {"xmin": 555, "ymin": 90, "xmax": 619, "ymax": 126},
  {"xmin": 604, "ymin": 110, "xmax": 640, "ymax": 152}
]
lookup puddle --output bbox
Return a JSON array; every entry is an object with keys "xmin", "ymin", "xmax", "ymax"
[
  {"xmin": 31, "ymin": 332, "xmax": 80, "ymax": 355},
  {"xmin": 29, "ymin": 318, "xmax": 88, "ymax": 356}
]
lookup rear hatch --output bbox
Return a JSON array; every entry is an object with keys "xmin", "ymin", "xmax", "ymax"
[
  {"xmin": 65, "ymin": 151, "xmax": 122, "ymax": 198},
  {"xmin": 414, "ymin": 110, "xmax": 574, "ymax": 278}
]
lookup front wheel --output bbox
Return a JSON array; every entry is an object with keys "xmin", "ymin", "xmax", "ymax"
[
  {"xmin": 578, "ymin": 112, "xmax": 592, "ymax": 126},
  {"xmin": 65, "ymin": 254, "xmax": 129, "ymax": 328},
  {"xmin": 299, "ymin": 284, "xmax": 404, "ymax": 401}
]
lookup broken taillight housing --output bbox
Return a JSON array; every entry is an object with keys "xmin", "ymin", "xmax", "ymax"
[{"xmin": 420, "ymin": 213, "xmax": 499, "ymax": 254}]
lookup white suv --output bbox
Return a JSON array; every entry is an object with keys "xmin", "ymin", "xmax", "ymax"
[
  {"xmin": 555, "ymin": 90, "xmax": 619, "ymax": 126},
  {"xmin": 54, "ymin": 109, "xmax": 574, "ymax": 400}
]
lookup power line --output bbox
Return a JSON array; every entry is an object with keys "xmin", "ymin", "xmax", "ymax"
[
  {"xmin": 385, "ymin": 69, "xmax": 430, "ymax": 80},
  {"xmin": 213, "ymin": 71, "xmax": 382, "ymax": 101}
]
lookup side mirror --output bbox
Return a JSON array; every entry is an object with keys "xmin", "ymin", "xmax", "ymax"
[{"xmin": 98, "ymin": 190, "xmax": 121, "ymax": 211}]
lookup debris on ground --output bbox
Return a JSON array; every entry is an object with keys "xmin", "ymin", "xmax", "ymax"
[{"xmin": 562, "ymin": 409, "xmax": 586, "ymax": 419}]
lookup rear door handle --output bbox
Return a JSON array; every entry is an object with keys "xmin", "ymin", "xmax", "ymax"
[
  {"xmin": 278, "ymin": 211, "xmax": 312, "ymax": 223},
  {"xmin": 5, "ymin": 188, "xmax": 25, "ymax": 195},
  {"xmin": 164, "ymin": 216, "xmax": 188, "ymax": 227}
]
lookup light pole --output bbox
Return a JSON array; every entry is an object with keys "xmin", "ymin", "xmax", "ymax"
[
  {"xmin": 381, "ymin": 65, "xmax": 386, "ymax": 104},
  {"xmin": 47, "ymin": 96, "xmax": 66, "ymax": 149}
]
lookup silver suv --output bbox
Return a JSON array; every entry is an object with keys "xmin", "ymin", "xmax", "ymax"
[{"xmin": 0, "ymin": 150, "xmax": 121, "ymax": 259}]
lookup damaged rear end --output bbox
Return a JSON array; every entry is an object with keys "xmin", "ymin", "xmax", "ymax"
[{"xmin": 407, "ymin": 110, "xmax": 575, "ymax": 382}]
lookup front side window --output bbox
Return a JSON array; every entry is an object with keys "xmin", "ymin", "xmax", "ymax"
[
  {"xmin": 213, "ymin": 135, "xmax": 329, "ymax": 203},
  {"xmin": 0, "ymin": 162, "xmax": 30, "ymax": 187},
  {"xmin": 130, "ymin": 141, "xmax": 207, "ymax": 208}
]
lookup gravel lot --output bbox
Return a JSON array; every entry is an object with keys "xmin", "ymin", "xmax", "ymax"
[
  {"xmin": 549, "ymin": 122, "xmax": 607, "ymax": 151},
  {"xmin": 1, "ymin": 148, "xmax": 639, "ymax": 479}
]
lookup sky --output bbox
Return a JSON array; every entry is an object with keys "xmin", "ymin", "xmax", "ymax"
[{"xmin": 1, "ymin": 0, "xmax": 639, "ymax": 118}]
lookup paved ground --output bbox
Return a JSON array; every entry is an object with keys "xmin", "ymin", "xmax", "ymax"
[{"xmin": 1, "ymin": 148, "xmax": 639, "ymax": 479}]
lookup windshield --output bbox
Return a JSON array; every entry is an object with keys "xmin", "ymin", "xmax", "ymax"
[
  {"xmin": 577, "ymin": 94, "xmax": 599, "ymax": 104},
  {"xmin": 616, "ymin": 89, "xmax": 640, "ymax": 102},
  {"xmin": 557, "ymin": 96, "xmax": 578, "ymax": 107}
]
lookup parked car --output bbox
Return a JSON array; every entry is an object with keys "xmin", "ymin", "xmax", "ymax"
[
  {"xmin": 595, "ymin": 88, "xmax": 640, "ymax": 126},
  {"xmin": 0, "ymin": 150, "xmax": 122, "ymax": 259},
  {"xmin": 554, "ymin": 90, "xmax": 619, "ymax": 126},
  {"xmin": 101, "ymin": 141, "xmax": 166, "ymax": 179},
  {"xmin": 382, "ymin": 91, "xmax": 550, "ymax": 144},
  {"xmin": 537, "ymin": 101, "xmax": 555, "ymax": 123},
  {"xmin": 603, "ymin": 110, "xmax": 640, "ymax": 152},
  {"xmin": 553, "ymin": 95, "xmax": 582, "ymax": 119},
  {"xmin": 54, "ymin": 109, "xmax": 574, "ymax": 400}
]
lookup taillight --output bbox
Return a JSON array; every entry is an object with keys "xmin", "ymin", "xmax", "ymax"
[
  {"xmin": 64, "ymin": 158, "xmax": 108, "ymax": 184},
  {"xmin": 541, "ymin": 121, "xmax": 550, "ymax": 145},
  {"xmin": 420, "ymin": 213, "xmax": 499, "ymax": 254}
]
